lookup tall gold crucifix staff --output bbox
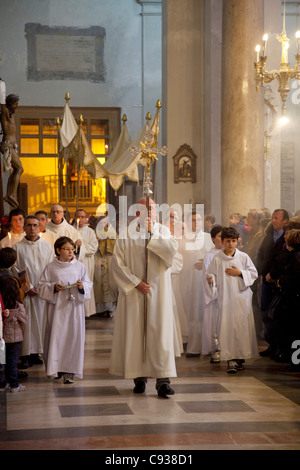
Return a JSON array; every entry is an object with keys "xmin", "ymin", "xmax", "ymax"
[{"xmin": 129, "ymin": 100, "xmax": 168, "ymax": 361}]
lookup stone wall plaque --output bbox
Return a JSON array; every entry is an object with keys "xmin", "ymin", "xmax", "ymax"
[
  {"xmin": 25, "ymin": 24, "xmax": 106, "ymax": 82},
  {"xmin": 173, "ymin": 143, "xmax": 197, "ymax": 183}
]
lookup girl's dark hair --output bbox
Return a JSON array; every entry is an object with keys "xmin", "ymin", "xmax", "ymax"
[
  {"xmin": 54, "ymin": 236, "xmax": 76, "ymax": 257},
  {"xmin": 221, "ymin": 226, "xmax": 239, "ymax": 241},
  {"xmin": 0, "ymin": 247, "xmax": 17, "ymax": 268},
  {"xmin": 0, "ymin": 276, "xmax": 20, "ymax": 309}
]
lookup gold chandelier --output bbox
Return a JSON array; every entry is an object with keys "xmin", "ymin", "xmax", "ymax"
[{"xmin": 255, "ymin": 0, "xmax": 300, "ymax": 114}]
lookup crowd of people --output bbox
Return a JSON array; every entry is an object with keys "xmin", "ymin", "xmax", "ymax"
[{"xmin": 0, "ymin": 201, "xmax": 299, "ymax": 398}]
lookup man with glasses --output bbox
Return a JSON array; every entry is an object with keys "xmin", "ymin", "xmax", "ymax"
[{"xmin": 47, "ymin": 204, "xmax": 82, "ymax": 250}]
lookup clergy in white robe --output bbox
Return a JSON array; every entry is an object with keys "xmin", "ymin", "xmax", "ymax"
[
  {"xmin": 164, "ymin": 210, "xmax": 187, "ymax": 348},
  {"xmin": 13, "ymin": 217, "xmax": 54, "ymax": 360},
  {"xmin": 170, "ymin": 251, "xmax": 184, "ymax": 356},
  {"xmin": 178, "ymin": 212, "xmax": 214, "ymax": 356},
  {"xmin": 109, "ymin": 200, "xmax": 178, "ymax": 394},
  {"xmin": 205, "ymin": 242, "xmax": 258, "ymax": 362},
  {"xmin": 94, "ymin": 220, "xmax": 118, "ymax": 315},
  {"xmin": 201, "ymin": 225, "xmax": 223, "ymax": 356},
  {"xmin": 38, "ymin": 250, "xmax": 92, "ymax": 380},
  {"xmin": 35, "ymin": 210, "xmax": 57, "ymax": 248},
  {"xmin": 46, "ymin": 204, "xmax": 81, "ymax": 245},
  {"xmin": 75, "ymin": 210, "xmax": 98, "ymax": 317},
  {"xmin": 202, "ymin": 246, "xmax": 222, "ymax": 356}
]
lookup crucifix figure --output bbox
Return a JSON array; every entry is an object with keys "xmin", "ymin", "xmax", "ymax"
[{"xmin": 0, "ymin": 80, "xmax": 23, "ymax": 208}]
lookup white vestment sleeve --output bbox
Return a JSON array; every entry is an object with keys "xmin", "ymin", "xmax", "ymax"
[
  {"xmin": 111, "ymin": 239, "xmax": 142, "ymax": 296},
  {"xmin": 37, "ymin": 266, "xmax": 57, "ymax": 304},
  {"xmin": 238, "ymin": 257, "xmax": 258, "ymax": 290}
]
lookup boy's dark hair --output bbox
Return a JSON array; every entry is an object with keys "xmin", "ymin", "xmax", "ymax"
[
  {"xmin": 221, "ymin": 226, "xmax": 239, "ymax": 241},
  {"xmin": 210, "ymin": 224, "xmax": 223, "ymax": 239},
  {"xmin": 8, "ymin": 208, "xmax": 26, "ymax": 222},
  {"xmin": 0, "ymin": 275, "xmax": 20, "ymax": 309},
  {"xmin": 0, "ymin": 247, "xmax": 17, "ymax": 268},
  {"xmin": 54, "ymin": 236, "xmax": 76, "ymax": 257},
  {"xmin": 35, "ymin": 210, "xmax": 48, "ymax": 218}
]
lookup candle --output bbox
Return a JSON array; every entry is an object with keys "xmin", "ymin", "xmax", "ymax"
[
  {"xmin": 77, "ymin": 218, "xmax": 79, "ymax": 238},
  {"xmin": 8, "ymin": 232, "xmax": 11, "ymax": 247},
  {"xmin": 255, "ymin": 45, "xmax": 261, "ymax": 62},
  {"xmin": 263, "ymin": 34, "xmax": 268, "ymax": 57},
  {"xmin": 296, "ymin": 31, "xmax": 300, "ymax": 54}
]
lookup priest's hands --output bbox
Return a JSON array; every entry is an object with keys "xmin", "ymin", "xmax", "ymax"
[
  {"xmin": 194, "ymin": 259, "xmax": 204, "ymax": 270},
  {"xmin": 225, "ymin": 265, "xmax": 242, "ymax": 277},
  {"xmin": 136, "ymin": 281, "xmax": 150, "ymax": 294},
  {"xmin": 27, "ymin": 287, "xmax": 38, "ymax": 297}
]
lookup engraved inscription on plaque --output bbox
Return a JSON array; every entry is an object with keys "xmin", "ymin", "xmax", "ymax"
[{"xmin": 25, "ymin": 24, "xmax": 106, "ymax": 82}]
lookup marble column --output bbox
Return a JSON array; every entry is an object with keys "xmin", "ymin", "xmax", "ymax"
[
  {"xmin": 221, "ymin": 0, "xmax": 265, "ymax": 225},
  {"xmin": 162, "ymin": 0, "xmax": 205, "ymax": 207}
]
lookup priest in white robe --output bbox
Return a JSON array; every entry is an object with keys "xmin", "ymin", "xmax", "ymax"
[
  {"xmin": 178, "ymin": 211, "xmax": 214, "ymax": 357},
  {"xmin": 94, "ymin": 217, "xmax": 118, "ymax": 316},
  {"xmin": 109, "ymin": 198, "xmax": 179, "ymax": 398},
  {"xmin": 38, "ymin": 237, "xmax": 93, "ymax": 382},
  {"xmin": 13, "ymin": 216, "xmax": 54, "ymax": 367},
  {"xmin": 75, "ymin": 209, "xmax": 98, "ymax": 317},
  {"xmin": 205, "ymin": 227, "xmax": 258, "ymax": 370},
  {"xmin": 46, "ymin": 204, "xmax": 81, "ymax": 246},
  {"xmin": 35, "ymin": 210, "xmax": 57, "ymax": 248},
  {"xmin": 201, "ymin": 225, "xmax": 223, "ymax": 358}
]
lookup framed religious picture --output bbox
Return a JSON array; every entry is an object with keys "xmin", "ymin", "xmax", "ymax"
[{"xmin": 173, "ymin": 144, "xmax": 197, "ymax": 183}]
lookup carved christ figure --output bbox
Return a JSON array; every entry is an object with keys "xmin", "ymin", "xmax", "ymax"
[{"xmin": 0, "ymin": 80, "xmax": 23, "ymax": 208}]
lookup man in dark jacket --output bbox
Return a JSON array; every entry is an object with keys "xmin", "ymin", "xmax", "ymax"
[{"xmin": 257, "ymin": 209, "xmax": 289, "ymax": 356}]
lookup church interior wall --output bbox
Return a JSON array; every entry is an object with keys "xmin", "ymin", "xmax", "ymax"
[
  {"xmin": 0, "ymin": 0, "xmax": 164, "ymax": 215},
  {"xmin": 1, "ymin": 0, "xmax": 299, "ymax": 220}
]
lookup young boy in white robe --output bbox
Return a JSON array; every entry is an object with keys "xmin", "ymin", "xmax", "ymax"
[
  {"xmin": 206, "ymin": 227, "xmax": 258, "ymax": 373},
  {"xmin": 38, "ymin": 237, "xmax": 92, "ymax": 384},
  {"xmin": 202, "ymin": 225, "xmax": 223, "ymax": 361}
]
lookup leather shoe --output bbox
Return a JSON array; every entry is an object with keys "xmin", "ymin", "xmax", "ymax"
[
  {"xmin": 133, "ymin": 381, "xmax": 146, "ymax": 394},
  {"xmin": 157, "ymin": 383, "xmax": 175, "ymax": 398}
]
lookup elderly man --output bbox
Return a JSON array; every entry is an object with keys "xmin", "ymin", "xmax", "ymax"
[
  {"xmin": 14, "ymin": 215, "xmax": 54, "ymax": 368},
  {"xmin": 46, "ymin": 204, "xmax": 81, "ymax": 248},
  {"xmin": 109, "ymin": 198, "xmax": 179, "ymax": 398}
]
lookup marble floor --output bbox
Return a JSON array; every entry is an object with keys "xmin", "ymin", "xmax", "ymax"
[{"xmin": 1, "ymin": 314, "xmax": 300, "ymax": 452}]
